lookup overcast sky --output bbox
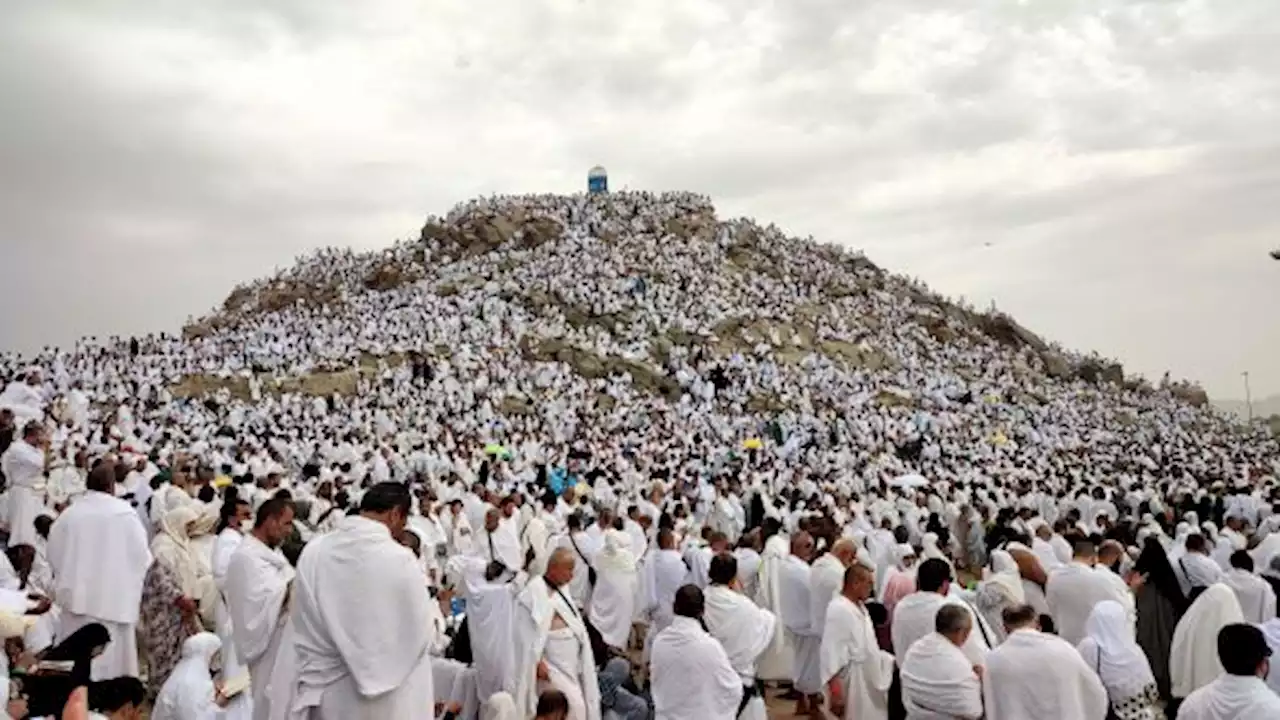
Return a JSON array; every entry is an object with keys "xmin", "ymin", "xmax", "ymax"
[{"xmin": 3, "ymin": 1, "xmax": 1279, "ymax": 399}]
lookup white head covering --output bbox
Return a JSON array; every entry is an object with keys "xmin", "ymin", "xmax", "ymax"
[
  {"xmin": 1170, "ymin": 583, "xmax": 1245, "ymax": 699},
  {"xmin": 481, "ymin": 692, "xmax": 520, "ymax": 720},
  {"xmin": 982, "ymin": 550, "xmax": 1026, "ymax": 604},
  {"xmin": 922, "ymin": 532, "xmax": 946, "ymax": 562},
  {"xmin": 893, "ymin": 543, "xmax": 917, "ymax": 570},
  {"xmin": 1077, "ymin": 600, "xmax": 1155, "ymax": 701},
  {"xmin": 152, "ymin": 632, "xmax": 222, "ymax": 720},
  {"xmin": 596, "ymin": 529, "xmax": 637, "ymax": 574}
]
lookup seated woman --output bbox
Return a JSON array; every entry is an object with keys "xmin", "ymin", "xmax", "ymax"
[
  {"xmin": 19, "ymin": 622, "xmax": 111, "ymax": 718},
  {"xmin": 152, "ymin": 632, "xmax": 233, "ymax": 720}
]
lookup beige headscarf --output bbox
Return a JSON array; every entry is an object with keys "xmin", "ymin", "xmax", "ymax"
[{"xmin": 152, "ymin": 505, "xmax": 203, "ymax": 596}]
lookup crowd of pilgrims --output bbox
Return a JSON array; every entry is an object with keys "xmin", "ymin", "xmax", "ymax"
[{"xmin": 0, "ymin": 190, "xmax": 1279, "ymax": 719}]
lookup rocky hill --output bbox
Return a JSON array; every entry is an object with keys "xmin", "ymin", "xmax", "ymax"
[
  {"xmin": 48, "ymin": 188, "xmax": 1254, "ymax": 488},
  {"xmin": 180, "ymin": 191, "xmax": 1206, "ymax": 408}
]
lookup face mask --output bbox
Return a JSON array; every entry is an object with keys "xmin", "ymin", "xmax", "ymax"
[{"xmin": 241, "ymin": 520, "xmax": 253, "ymax": 533}]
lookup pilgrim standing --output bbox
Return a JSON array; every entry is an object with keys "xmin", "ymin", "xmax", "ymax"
[
  {"xmin": 1177, "ymin": 624, "xmax": 1280, "ymax": 719},
  {"xmin": 650, "ymin": 585, "xmax": 743, "ymax": 720},
  {"xmin": 513, "ymin": 548, "xmax": 600, "ymax": 720},
  {"xmin": 223, "ymin": 495, "xmax": 297, "ymax": 720},
  {"xmin": 47, "ymin": 460, "xmax": 152, "ymax": 680},
  {"xmin": 2, "ymin": 421, "xmax": 49, "ymax": 546},
  {"xmin": 899, "ymin": 604, "xmax": 983, "ymax": 719},
  {"xmin": 587, "ymin": 529, "xmax": 638, "ymax": 652},
  {"xmin": 289, "ymin": 483, "xmax": 434, "ymax": 719},
  {"xmin": 779, "ymin": 531, "xmax": 822, "ymax": 715},
  {"xmin": 982, "ymin": 604, "xmax": 1107, "ymax": 720},
  {"xmin": 820, "ymin": 564, "xmax": 894, "ymax": 720},
  {"xmin": 702, "ymin": 553, "xmax": 777, "ymax": 720}
]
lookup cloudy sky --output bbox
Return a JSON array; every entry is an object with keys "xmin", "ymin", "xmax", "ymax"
[{"xmin": 3, "ymin": 1, "xmax": 1279, "ymax": 399}]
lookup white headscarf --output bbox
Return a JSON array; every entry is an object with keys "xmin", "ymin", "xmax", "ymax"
[
  {"xmin": 1077, "ymin": 600, "xmax": 1155, "ymax": 702},
  {"xmin": 596, "ymin": 528, "xmax": 637, "ymax": 574},
  {"xmin": 481, "ymin": 691, "xmax": 520, "ymax": 720},
  {"xmin": 152, "ymin": 632, "xmax": 222, "ymax": 720},
  {"xmin": 922, "ymin": 532, "xmax": 946, "ymax": 562},
  {"xmin": 982, "ymin": 550, "xmax": 1026, "ymax": 604},
  {"xmin": 1170, "ymin": 583, "xmax": 1245, "ymax": 699}
]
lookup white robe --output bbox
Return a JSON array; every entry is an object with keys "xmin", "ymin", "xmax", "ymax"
[
  {"xmin": 891, "ymin": 592, "xmax": 990, "ymax": 667},
  {"xmin": 820, "ymin": 595, "xmax": 894, "ymax": 720},
  {"xmin": 1171, "ymin": 584, "xmax": 1245, "ymax": 699},
  {"xmin": 900, "ymin": 633, "xmax": 983, "ymax": 720},
  {"xmin": 779, "ymin": 555, "xmax": 821, "ymax": 694},
  {"xmin": 47, "ymin": 490, "xmax": 151, "ymax": 680},
  {"xmin": 753, "ymin": 535, "xmax": 793, "ymax": 681},
  {"xmin": 212, "ymin": 528, "xmax": 252, "ymax": 720},
  {"xmin": 288, "ymin": 516, "xmax": 434, "ymax": 719},
  {"xmin": 464, "ymin": 576, "xmax": 519, "ymax": 700},
  {"xmin": 651, "ymin": 616, "xmax": 743, "ymax": 720},
  {"xmin": 1175, "ymin": 674, "xmax": 1280, "ymax": 720},
  {"xmin": 513, "ymin": 577, "xmax": 600, "ymax": 720},
  {"xmin": 982, "ymin": 629, "xmax": 1107, "ymax": 720},
  {"xmin": 588, "ymin": 534, "xmax": 638, "ymax": 650},
  {"xmin": 152, "ymin": 633, "xmax": 224, "ymax": 720},
  {"xmin": 643, "ymin": 549, "xmax": 687, "ymax": 659},
  {"xmin": 703, "ymin": 585, "xmax": 777, "ymax": 720},
  {"xmin": 224, "ymin": 534, "xmax": 296, "ymax": 720},
  {"xmin": 1222, "ymin": 569, "xmax": 1276, "ymax": 624},
  {"xmin": 1, "ymin": 440, "xmax": 47, "ymax": 547},
  {"xmin": 472, "ymin": 526, "xmax": 523, "ymax": 572},
  {"xmin": 1044, "ymin": 562, "xmax": 1131, "ymax": 646},
  {"xmin": 809, "ymin": 554, "xmax": 845, "ymax": 637}
]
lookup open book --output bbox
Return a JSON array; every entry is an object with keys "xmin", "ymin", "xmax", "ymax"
[{"xmin": 220, "ymin": 673, "xmax": 252, "ymax": 698}]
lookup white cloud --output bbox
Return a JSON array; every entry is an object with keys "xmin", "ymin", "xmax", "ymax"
[{"xmin": 2, "ymin": 0, "xmax": 1279, "ymax": 397}]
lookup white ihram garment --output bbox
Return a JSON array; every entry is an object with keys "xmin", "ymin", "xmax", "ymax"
[
  {"xmin": 651, "ymin": 616, "xmax": 743, "ymax": 720},
  {"xmin": 982, "ymin": 629, "xmax": 1107, "ymax": 720},
  {"xmin": 47, "ymin": 490, "xmax": 151, "ymax": 680},
  {"xmin": 213, "ymin": 528, "xmax": 252, "ymax": 720},
  {"xmin": 779, "ymin": 555, "xmax": 821, "ymax": 694},
  {"xmin": 753, "ymin": 535, "xmax": 793, "ymax": 681},
  {"xmin": 1, "ymin": 440, "xmax": 47, "ymax": 547},
  {"xmin": 224, "ymin": 534, "xmax": 295, "ymax": 720},
  {"xmin": 703, "ymin": 584, "xmax": 777, "ymax": 720},
  {"xmin": 820, "ymin": 595, "xmax": 894, "ymax": 720},
  {"xmin": 588, "ymin": 530, "xmax": 638, "ymax": 650},
  {"xmin": 1170, "ymin": 584, "xmax": 1244, "ymax": 700},
  {"xmin": 512, "ymin": 577, "xmax": 600, "ymax": 720},
  {"xmin": 287, "ymin": 516, "xmax": 434, "ymax": 719},
  {"xmin": 900, "ymin": 632, "xmax": 982, "ymax": 720}
]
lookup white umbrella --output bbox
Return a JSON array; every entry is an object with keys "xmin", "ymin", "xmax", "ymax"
[{"xmin": 889, "ymin": 473, "xmax": 929, "ymax": 489}]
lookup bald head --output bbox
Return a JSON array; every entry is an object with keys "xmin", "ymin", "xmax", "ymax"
[
  {"xmin": 791, "ymin": 531, "xmax": 814, "ymax": 562},
  {"xmin": 842, "ymin": 563, "xmax": 874, "ymax": 602},
  {"xmin": 545, "ymin": 547, "xmax": 576, "ymax": 589},
  {"xmin": 831, "ymin": 538, "xmax": 858, "ymax": 567},
  {"xmin": 1098, "ymin": 540, "xmax": 1124, "ymax": 567}
]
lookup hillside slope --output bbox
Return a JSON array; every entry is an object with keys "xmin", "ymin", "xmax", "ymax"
[{"xmin": 8, "ymin": 191, "xmax": 1271, "ymax": 489}]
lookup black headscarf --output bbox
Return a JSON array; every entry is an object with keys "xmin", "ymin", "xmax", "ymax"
[
  {"xmin": 24, "ymin": 623, "xmax": 110, "ymax": 716},
  {"xmin": 1134, "ymin": 537, "xmax": 1188, "ymax": 615}
]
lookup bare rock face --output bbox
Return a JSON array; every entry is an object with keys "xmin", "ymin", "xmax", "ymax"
[
  {"xmin": 1076, "ymin": 358, "xmax": 1125, "ymax": 387},
  {"xmin": 421, "ymin": 210, "xmax": 563, "ymax": 257},
  {"xmin": 1170, "ymin": 382, "xmax": 1210, "ymax": 407}
]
